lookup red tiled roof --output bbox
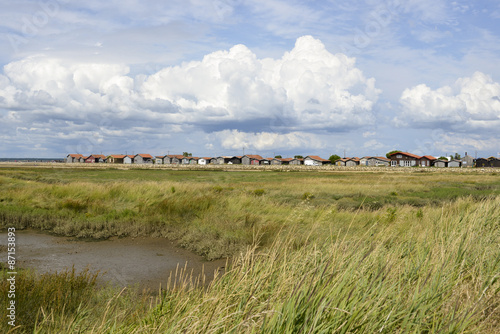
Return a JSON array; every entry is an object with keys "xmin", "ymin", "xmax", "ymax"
[
  {"xmin": 307, "ymin": 155, "xmax": 329, "ymax": 162},
  {"xmin": 91, "ymin": 154, "xmax": 106, "ymax": 159},
  {"xmin": 109, "ymin": 154, "xmax": 126, "ymax": 159},
  {"xmin": 137, "ymin": 154, "xmax": 153, "ymax": 159},
  {"xmin": 167, "ymin": 155, "xmax": 185, "ymax": 159},
  {"xmin": 390, "ymin": 151, "xmax": 421, "ymax": 159},
  {"xmin": 68, "ymin": 154, "xmax": 83, "ymax": 158},
  {"xmin": 245, "ymin": 155, "xmax": 264, "ymax": 160},
  {"xmin": 127, "ymin": 155, "xmax": 135, "ymax": 158},
  {"xmin": 421, "ymin": 155, "xmax": 436, "ymax": 160}
]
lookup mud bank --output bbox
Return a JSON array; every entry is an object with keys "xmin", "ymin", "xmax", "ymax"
[{"xmin": 0, "ymin": 230, "xmax": 227, "ymax": 290}]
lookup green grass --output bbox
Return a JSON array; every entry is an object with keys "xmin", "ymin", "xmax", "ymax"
[
  {"xmin": 0, "ymin": 266, "xmax": 98, "ymax": 333},
  {"xmin": 1, "ymin": 167, "xmax": 500, "ymax": 260},
  {"xmin": 0, "ymin": 167, "xmax": 499, "ymax": 332},
  {"xmin": 1, "ymin": 196, "xmax": 498, "ymax": 333}
]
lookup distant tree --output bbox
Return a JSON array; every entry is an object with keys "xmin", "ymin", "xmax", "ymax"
[
  {"xmin": 454, "ymin": 153, "xmax": 461, "ymax": 160},
  {"xmin": 294, "ymin": 155, "xmax": 304, "ymax": 159},
  {"xmin": 438, "ymin": 156, "xmax": 447, "ymax": 160},
  {"xmin": 275, "ymin": 155, "xmax": 282, "ymax": 158},
  {"xmin": 386, "ymin": 150, "xmax": 400, "ymax": 159},
  {"xmin": 182, "ymin": 152, "xmax": 192, "ymax": 157},
  {"xmin": 329, "ymin": 154, "xmax": 341, "ymax": 164}
]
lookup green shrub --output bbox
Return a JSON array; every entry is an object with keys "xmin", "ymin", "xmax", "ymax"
[
  {"xmin": 59, "ymin": 199, "xmax": 87, "ymax": 212},
  {"xmin": 302, "ymin": 192, "xmax": 315, "ymax": 200},
  {"xmin": 212, "ymin": 186, "xmax": 223, "ymax": 193},
  {"xmin": 253, "ymin": 189, "xmax": 265, "ymax": 196}
]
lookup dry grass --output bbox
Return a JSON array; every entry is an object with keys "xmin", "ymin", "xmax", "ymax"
[
  {"xmin": 2, "ymin": 196, "xmax": 498, "ymax": 333},
  {"xmin": 1, "ymin": 167, "xmax": 499, "ymax": 260}
]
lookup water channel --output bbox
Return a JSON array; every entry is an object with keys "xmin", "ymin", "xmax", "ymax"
[{"xmin": 0, "ymin": 230, "xmax": 227, "ymax": 290}]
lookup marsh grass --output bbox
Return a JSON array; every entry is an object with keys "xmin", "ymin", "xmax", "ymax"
[
  {"xmin": 1, "ymin": 168, "xmax": 499, "ymax": 259},
  {"xmin": 3, "ymin": 196, "xmax": 498, "ymax": 333},
  {"xmin": 0, "ymin": 267, "xmax": 98, "ymax": 333}
]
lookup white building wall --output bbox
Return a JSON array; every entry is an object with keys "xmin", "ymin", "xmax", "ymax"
[{"xmin": 304, "ymin": 158, "xmax": 317, "ymax": 166}]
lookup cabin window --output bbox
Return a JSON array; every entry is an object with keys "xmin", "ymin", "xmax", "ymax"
[{"xmin": 396, "ymin": 154, "xmax": 402, "ymax": 158}]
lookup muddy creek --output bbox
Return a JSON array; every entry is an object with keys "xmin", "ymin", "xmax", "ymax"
[{"xmin": 0, "ymin": 230, "xmax": 227, "ymax": 290}]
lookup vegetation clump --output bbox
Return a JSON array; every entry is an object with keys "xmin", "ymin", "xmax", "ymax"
[
  {"xmin": 302, "ymin": 192, "xmax": 315, "ymax": 200},
  {"xmin": 253, "ymin": 188, "xmax": 265, "ymax": 196}
]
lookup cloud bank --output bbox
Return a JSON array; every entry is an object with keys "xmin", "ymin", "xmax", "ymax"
[
  {"xmin": 0, "ymin": 36, "xmax": 380, "ymax": 155},
  {"xmin": 212, "ymin": 129, "xmax": 324, "ymax": 151},
  {"xmin": 397, "ymin": 71, "xmax": 500, "ymax": 131}
]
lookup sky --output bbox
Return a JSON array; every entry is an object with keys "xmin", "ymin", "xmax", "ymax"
[{"xmin": 0, "ymin": 0, "xmax": 499, "ymax": 159}]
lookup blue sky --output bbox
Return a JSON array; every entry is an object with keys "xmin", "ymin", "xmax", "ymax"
[{"xmin": 0, "ymin": 0, "xmax": 499, "ymax": 158}]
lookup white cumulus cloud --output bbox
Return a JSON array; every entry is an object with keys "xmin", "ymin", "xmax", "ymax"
[
  {"xmin": 396, "ymin": 71, "xmax": 500, "ymax": 131},
  {"xmin": 141, "ymin": 35, "xmax": 380, "ymax": 131},
  {"xmin": 212, "ymin": 129, "xmax": 324, "ymax": 151},
  {"xmin": 1, "ymin": 36, "xmax": 379, "ymax": 133},
  {"xmin": 0, "ymin": 36, "xmax": 380, "ymax": 156}
]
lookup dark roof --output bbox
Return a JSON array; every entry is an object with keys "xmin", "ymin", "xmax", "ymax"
[
  {"xmin": 370, "ymin": 156, "xmax": 390, "ymax": 161},
  {"xmin": 390, "ymin": 151, "xmax": 421, "ymax": 159}
]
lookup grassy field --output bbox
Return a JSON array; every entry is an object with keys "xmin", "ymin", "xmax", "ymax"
[{"xmin": 0, "ymin": 165, "xmax": 499, "ymax": 333}]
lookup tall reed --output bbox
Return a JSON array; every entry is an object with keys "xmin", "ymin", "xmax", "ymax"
[{"xmin": 15, "ymin": 196, "xmax": 499, "ymax": 333}]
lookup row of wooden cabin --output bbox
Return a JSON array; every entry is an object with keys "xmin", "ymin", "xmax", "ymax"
[
  {"xmin": 65, "ymin": 154, "xmax": 331, "ymax": 165},
  {"xmin": 66, "ymin": 152, "xmax": 498, "ymax": 167}
]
